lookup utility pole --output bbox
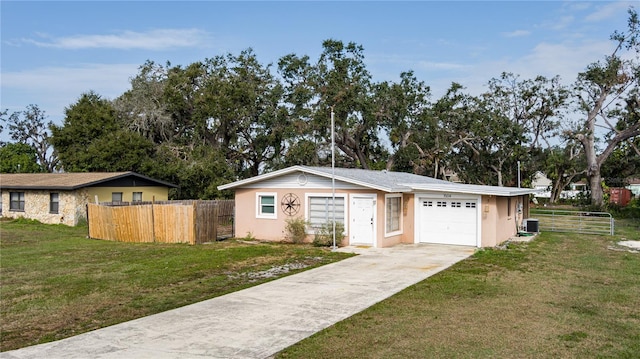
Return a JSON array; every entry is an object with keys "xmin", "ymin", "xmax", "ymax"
[{"xmin": 331, "ymin": 107, "xmax": 336, "ymax": 251}]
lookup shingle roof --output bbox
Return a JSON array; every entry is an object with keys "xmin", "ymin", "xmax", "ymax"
[
  {"xmin": 217, "ymin": 165, "xmax": 540, "ymax": 197},
  {"xmin": 0, "ymin": 172, "xmax": 177, "ymax": 190},
  {"xmin": 304, "ymin": 166, "xmax": 450, "ymax": 192}
]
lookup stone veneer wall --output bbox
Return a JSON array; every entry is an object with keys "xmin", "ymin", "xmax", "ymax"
[
  {"xmin": 75, "ymin": 189, "xmax": 90, "ymax": 225},
  {"xmin": 1, "ymin": 190, "xmax": 81, "ymax": 226}
]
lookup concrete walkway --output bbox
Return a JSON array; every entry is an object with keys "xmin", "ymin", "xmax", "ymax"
[{"xmin": 1, "ymin": 244, "xmax": 474, "ymax": 359}]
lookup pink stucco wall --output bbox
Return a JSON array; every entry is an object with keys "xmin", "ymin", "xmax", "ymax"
[
  {"xmin": 234, "ymin": 188, "xmax": 411, "ymax": 247},
  {"xmin": 368, "ymin": 192, "xmax": 413, "ymax": 248},
  {"xmin": 235, "ymin": 188, "xmax": 285, "ymax": 241},
  {"xmin": 399, "ymin": 194, "xmax": 415, "ymax": 244},
  {"xmin": 235, "ymin": 187, "xmax": 380, "ymax": 245},
  {"xmin": 481, "ymin": 195, "xmax": 527, "ymax": 247},
  {"xmin": 234, "ymin": 186, "xmax": 529, "ymax": 248}
]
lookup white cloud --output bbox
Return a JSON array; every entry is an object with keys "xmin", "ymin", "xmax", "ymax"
[
  {"xmin": 415, "ymin": 38, "xmax": 616, "ymax": 100},
  {"xmin": 514, "ymin": 40, "xmax": 613, "ymax": 79},
  {"xmin": 584, "ymin": 1, "xmax": 634, "ymax": 22},
  {"xmin": 1, "ymin": 63, "xmax": 139, "ymax": 126},
  {"xmin": 2, "ymin": 63, "xmax": 137, "ymax": 95},
  {"xmin": 502, "ymin": 30, "xmax": 531, "ymax": 38},
  {"xmin": 416, "ymin": 61, "xmax": 471, "ymax": 71},
  {"xmin": 564, "ymin": 2, "xmax": 592, "ymax": 12},
  {"xmin": 549, "ymin": 15, "xmax": 575, "ymax": 31},
  {"xmin": 20, "ymin": 29, "xmax": 210, "ymax": 50},
  {"xmin": 463, "ymin": 39, "xmax": 614, "ymax": 97}
]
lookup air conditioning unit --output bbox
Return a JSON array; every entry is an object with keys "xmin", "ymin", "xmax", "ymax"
[{"xmin": 524, "ymin": 218, "xmax": 539, "ymax": 233}]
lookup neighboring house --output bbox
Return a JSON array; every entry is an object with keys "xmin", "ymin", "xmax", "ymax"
[
  {"xmin": 626, "ymin": 178, "xmax": 640, "ymax": 197},
  {"xmin": 218, "ymin": 166, "xmax": 538, "ymax": 248},
  {"xmin": 0, "ymin": 172, "xmax": 177, "ymax": 226},
  {"xmin": 532, "ymin": 171, "xmax": 552, "ymax": 191},
  {"xmin": 561, "ymin": 180, "xmax": 588, "ymax": 199},
  {"xmin": 531, "ymin": 172, "xmax": 588, "ymax": 199},
  {"xmin": 570, "ymin": 181, "xmax": 588, "ymax": 192}
]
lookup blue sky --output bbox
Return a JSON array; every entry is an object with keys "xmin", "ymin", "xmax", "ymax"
[{"xmin": 0, "ymin": 1, "xmax": 635, "ymax": 129}]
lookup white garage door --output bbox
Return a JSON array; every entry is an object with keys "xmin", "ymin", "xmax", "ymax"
[{"xmin": 418, "ymin": 198, "xmax": 478, "ymax": 246}]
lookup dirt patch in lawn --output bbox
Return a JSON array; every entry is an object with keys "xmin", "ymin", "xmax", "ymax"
[
  {"xmin": 228, "ymin": 257, "xmax": 326, "ymax": 281},
  {"xmin": 615, "ymin": 241, "xmax": 640, "ymax": 251}
]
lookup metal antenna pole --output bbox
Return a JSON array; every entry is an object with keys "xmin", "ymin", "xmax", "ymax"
[{"xmin": 331, "ymin": 107, "xmax": 336, "ymax": 251}]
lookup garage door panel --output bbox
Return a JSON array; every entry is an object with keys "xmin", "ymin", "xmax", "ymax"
[{"xmin": 419, "ymin": 198, "xmax": 477, "ymax": 246}]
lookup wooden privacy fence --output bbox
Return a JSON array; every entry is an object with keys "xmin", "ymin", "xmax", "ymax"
[{"xmin": 87, "ymin": 200, "xmax": 235, "ymax": 245}]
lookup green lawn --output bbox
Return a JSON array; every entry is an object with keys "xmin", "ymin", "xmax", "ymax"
[
  {"xmin": 0, "ymin": 218, "xmax": 353, "ymax": 352},
  {"xmin": 3, "ymin": 217, "xmax": 639, "ymax": 357},
  {"xmin": 278, "ymin": 218, "xmax": 640, "ymax": 359}
]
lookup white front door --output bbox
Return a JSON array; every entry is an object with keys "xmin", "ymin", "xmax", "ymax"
[{"xmin": 349, "ymin": 195, "xmax": 375, "ymax": 246}]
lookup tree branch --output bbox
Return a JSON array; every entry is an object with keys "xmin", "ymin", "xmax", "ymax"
[{"xmin": 597, "ymin": 123, "xmax": 640, "ymax": 167}]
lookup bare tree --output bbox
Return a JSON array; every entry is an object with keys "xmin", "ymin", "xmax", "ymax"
[
  {"xmin": 1, "ymin": 104, "xmax": 58, "ymax": 172},
  {"xmin": 571, "ymin": 7, "xmax": 640, "ymax": 206}
]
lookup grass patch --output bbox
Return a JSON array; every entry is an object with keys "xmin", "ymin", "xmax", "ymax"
[
  {"xmin": 0, "ymin": 218, "xmax": 353, "ymax": 351},
  {"xmin": 277, "ymin": 218, "xmax": 640, "ymax": 359},
  {"xmin": 616, "ymin": 217, "xmax": 640, "ymax": 239}
]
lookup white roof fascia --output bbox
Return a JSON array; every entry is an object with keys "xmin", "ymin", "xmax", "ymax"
[
  {"xmin": 404, "ymin": 183, "xmax": 541, "ymax": 197},
  {"xmin": 217, "ymin": 166, "xmax": 305, "ymax": 190},
  {"xmin": 217, "ymin": 165, "xmax": 408, "ymax": 192}
]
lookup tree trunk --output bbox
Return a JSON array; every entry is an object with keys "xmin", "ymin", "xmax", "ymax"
[
  {"xmin": 582, "ymin": 134, "xmax": 604, "ymax": 207},
  {"xmin": 356, "ymin": 147, "xmax": 370, "ymax": 170},
  {"xmin": 588, "ymin": 166, "xmax": 604, "ymax": 207},
  {"xmin": 490, "ymin": 165, "xmax": 503, "ymax": 187},
  {"xmin": 385, "ymin": 157, "xmax": 394, "ymax": 171},
  {"xmin": 577, "ymin": 110, "xmax": 605, "ymax": 207},
  {"xmin": 550, "ymin": 178, "xmax": 563, "ymax": 204}
]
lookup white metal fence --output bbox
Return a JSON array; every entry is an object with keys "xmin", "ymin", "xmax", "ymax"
[{"xmin": 529, "ymin": 209, "xmax": 614, "ymax": 235}]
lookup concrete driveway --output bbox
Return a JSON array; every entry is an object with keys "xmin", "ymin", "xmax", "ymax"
[{"xmin": 1, "ymin": 244, "xmax": 474, "ymax": 359}]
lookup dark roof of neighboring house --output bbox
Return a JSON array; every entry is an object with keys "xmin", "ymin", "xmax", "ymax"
[
  {"xmin": 218, "ymin": 165, "xmax": 539, "ymax": 197},
  {"xmin": 0, "ymin": 172, "xmax": 177, "ymax": 190}
]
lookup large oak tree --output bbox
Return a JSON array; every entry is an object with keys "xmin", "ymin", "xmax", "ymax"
[
  {"xmin": 1, "ymin": 104, "xmax": 58, "ymax": 172},
  {"xmin": 50, "ymin": 92, "xmax": 153, "ymax": 173},
  {"xmin": 571, "ymin": 8, "xmax": 640, "ymax": 206}
]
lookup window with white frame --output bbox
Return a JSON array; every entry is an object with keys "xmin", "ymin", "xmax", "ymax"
[
  {"xmin": 10, "ymin": 192, "xmax": 25, "ymax": 211},
  {"xmin": 50, "ymin": 193, "xmax": 59, "ymax": 214},
  {"xmin": 132, "ymin": 192, "xmax": 143, "ymax": 202},
  {"xmin": 256, "ymin": 192, "xmax": 277, "ymax": 219},
  {"xmin": 307, "ymin": 195, "xmax": 345, "ymax": 229},
  {"xmin": 385, "ymin": 194, "xmax": 402, "ymax": 234}
]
